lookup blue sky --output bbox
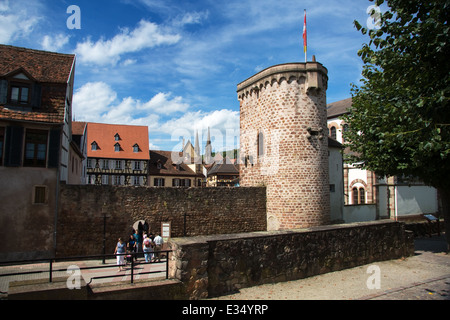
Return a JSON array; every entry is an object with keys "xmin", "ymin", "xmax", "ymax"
[{"xmin": 1, "ymin": 0, "xmax": 376, "ymax": 152}]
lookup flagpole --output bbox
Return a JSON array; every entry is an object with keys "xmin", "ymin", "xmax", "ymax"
[{"xmin": 303, "ymin": 9, "xmax": 307, "ymax": 63}]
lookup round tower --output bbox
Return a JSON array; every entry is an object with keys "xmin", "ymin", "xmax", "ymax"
[{"xmin": 237, "ymin": 62, "xmax": 330, "ymax": 230}]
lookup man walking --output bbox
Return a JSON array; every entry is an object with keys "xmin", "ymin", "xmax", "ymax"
[{"xmin": 153, "ymin": 233, "xmax": 164, "ymax": 262}]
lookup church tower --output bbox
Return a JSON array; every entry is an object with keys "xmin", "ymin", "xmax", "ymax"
[{"xmin": 238, "ymin": 62, "xmax": 330, "ymax": 230}]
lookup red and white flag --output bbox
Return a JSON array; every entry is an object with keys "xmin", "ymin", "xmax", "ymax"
[{"xmin": 303, "ymin": 9, "xmax": 307, "ymax": 62}]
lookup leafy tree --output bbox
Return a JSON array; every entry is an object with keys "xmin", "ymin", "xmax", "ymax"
[{"xmin": 343, "ymin": 0, "xmax": 450, "ymax": 250}]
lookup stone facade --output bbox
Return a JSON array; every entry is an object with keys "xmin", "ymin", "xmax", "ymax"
[
  {"xmin": 169, "ymin": 220, "xmax": 415, "ymax": 299},
  {"xmin": 238, "ymin": 62, "xmax": 330, "ymax": 230},
  {"xmin": 56, "ymin": 184, "xmax": 267, "ymax": 257}
]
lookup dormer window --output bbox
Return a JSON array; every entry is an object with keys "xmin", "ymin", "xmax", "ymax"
[
  {"xmin": 114, "ymin": 133, "xmax": 121, "ymax": 141},
  {"xmin": 133, "ymin": 143, "xmax": 140, "ymax": 153},
  {"xmin": 114, "ymin": 143, "xmax": 121, "ymax": 152},
  {"xmin": 91, "ymin": 141, "xmax": 98, "ymax": 151},
  {"xmin": 10, "ymin": 84, "xmax": 30, "ymax": 105},
  {"xmin": 0, "ymin": 69, "xmax": 41, "ymax": 109}
]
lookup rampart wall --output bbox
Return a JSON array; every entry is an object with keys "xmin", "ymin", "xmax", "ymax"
[
  {"xmin": 57, "ymin": 184, "xmax": 267, "ymax": 257},
  {"xmin": 169, "ymin": 220, "xmax": 415, "ymax": 299}
]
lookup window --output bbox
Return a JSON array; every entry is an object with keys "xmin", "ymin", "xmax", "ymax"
[
  {"xmin": 257, "ymin": 131, "xmax": 264, "ymax": 158},
  {"xmin": 87, "ymin": 159, "xmax": 93, "ymax": 168},
  {"xmin": 133, "ymin": 176, "xmax": 141, "ymax": 186},
  {"xmin": 330, "ymin": 126, "xmax": 337, "ymax": 140},
  {"xmin": 24, "ymin": 129, "xmax": 47, "ymax": 167},
  {"xmin": 154, "ymin": 178, "xmax": 165, "ymax": 186},
  {"xmin": 10, "ymin": 83, "xmax": 30, "ymax": 105},
  {"xmin": 91, "ymin": 142, "xmax": 98, "ymax": 151},
  {"xmin": 102, "ymin": 159, "xmax": 109, "ymax": 170},
  {"xmin": 172, "ymin": 178, "xmax": 181, "ymax": 187},
  {"xmin": 101, "ymin": 175, "xmax": 109, "ymax": 185},
  {"xmin": 352, "ymin": 187, "xmax": 358, "ymax": 205},
  {"xmin": 133, "ymin": 144, "xmax": 140, "ymax": 153},
  {"xmin": 359, "ymin": 187, "xmax": 365, "ymax": 204},
  {"xmin": 113, "ymin": 175, "xmax": 124, "ymax": 185},
  {"xmin": 352, "ymin": 186, "xmax": 366, "ymax": 204},
  {"xmin": 114, "ymin": 143, "xmax": 121, "ymax": 152},
  {"xmin": 342, "ymin": 124, "xmax": 349, "ymax": 142},
  {"xmin": 115, "ymin": 160, "xmax": 122, "ymax": 170},
  {"xmin": 134, "ymin": 161, "xmax": 141, "ymax": 170},
  {"xmin": 114, "ymin": 133, "xmax": 121, "ymax": 141},
  {"xmin": 33, "ymin": 186, "xmax": 47, "ymax": 204}
]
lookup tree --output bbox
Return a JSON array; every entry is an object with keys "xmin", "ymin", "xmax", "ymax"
[{"xmin": 343, "ymin": 0, "xmax": 450, "ymax": 250}]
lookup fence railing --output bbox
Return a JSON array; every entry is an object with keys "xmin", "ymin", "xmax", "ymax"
[{"xmin": 0, "ymin": 250, "xmax": 172, "ymax": 293}]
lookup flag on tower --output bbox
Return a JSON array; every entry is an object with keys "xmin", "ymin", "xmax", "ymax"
[{"xmin": 303, "ymin": 9, "xmax": 307, "ymax": 62}]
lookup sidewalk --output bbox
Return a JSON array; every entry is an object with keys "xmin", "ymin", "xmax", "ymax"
[
  {"xmin": 0, "ymin": 257, "xmax": 166, "ymax": 299},
  {"xmin": 212, "ymin": 234, "xmax": 450, "ymax": 300}
]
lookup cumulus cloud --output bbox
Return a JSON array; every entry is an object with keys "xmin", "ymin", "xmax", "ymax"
[
  {"xmin": 0, "ymin": 0, "xmax": 40, "ymax": 43},
  {"xmin": 41, "ymin": 34, "xmax": 70, "ymax": 52},
  {"xmin": 72, "ymin": 81, "xmax": 239, "ymax": 151},
  {"xmin": 74, "ymin": 19, "xmax": 181, "ymax": 66}
]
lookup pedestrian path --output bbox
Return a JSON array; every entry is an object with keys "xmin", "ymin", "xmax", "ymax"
[{"xmin": 0, "ymin": 258, "xmax": 166, "ymax": 298}]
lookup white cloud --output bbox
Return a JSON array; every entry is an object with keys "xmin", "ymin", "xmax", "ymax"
[
  {"xmin": 72, "ymin": 82, "xmax": 118, "ymax": 121},
  {"xmin": 41, "ymin": 34, "xmax": 70, "ymax": 52},
  {"xmin": 74, "ymin": 19, "xmax": 181, "ymax": 66},
  {"xmin": 72, "ymin": 81, "xmax": 239, "ymax": 151},
  {"xmin": 0, "ymin": 0, "xmax": 40, "ymax": 43},
  {"xmin": 73, "ymin": 81, "xmax": 190, "ymax": 123},
  {"xmin": 140, "ymin": 92, "xmax": 190, "ymax": 115}
]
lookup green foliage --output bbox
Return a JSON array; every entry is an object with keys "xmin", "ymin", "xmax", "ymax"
[{"xmin": 343, "ymin": 0, "xmax": 450, "ymax": 189}]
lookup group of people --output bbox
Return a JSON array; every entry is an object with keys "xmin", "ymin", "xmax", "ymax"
[{"xmin": 114, "ymin": 230, "xmax": 164, "ymax": 271}]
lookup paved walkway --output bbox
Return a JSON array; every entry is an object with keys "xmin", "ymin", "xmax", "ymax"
[
  {"xmin": 0, "ymin": 257, "xmax": 166, "ymax": 298},
  {"xmin": 212, "ymin": 235, "xmax": 450, "ymax": 300}
]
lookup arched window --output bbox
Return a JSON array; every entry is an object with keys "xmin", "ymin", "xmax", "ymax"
[
  {"xmin": 342, "ymin": 124, "xmax": 349, "ymax": 141},
  {"xmin": 330, "ymin": 126, "xmax": 337, "ymax": 140}
]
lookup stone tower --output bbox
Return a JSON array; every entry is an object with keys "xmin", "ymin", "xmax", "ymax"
[{"xmin": 237, "ymin": 62, "xmax": 330, "ymax": 230}]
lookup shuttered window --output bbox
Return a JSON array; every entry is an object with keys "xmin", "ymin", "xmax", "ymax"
[{"xmin": 24, "ymin": 129, "xmax": 48, "ymax": 167}]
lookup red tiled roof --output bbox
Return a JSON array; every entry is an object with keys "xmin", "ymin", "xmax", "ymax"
[
  {"xmin": 0, "ymin": 45, "xmax": 75, "ymax": 124},
  {"xmin": 72, "ymin": 121, "xmax": 87, "ymax": 135},
  {"xmin": 0, "ymin": 45, "xmax": 75, "ymax": 83},
  {"xmin": 86, "ymin": 122, "xmax": 150, "ymax": 160}
]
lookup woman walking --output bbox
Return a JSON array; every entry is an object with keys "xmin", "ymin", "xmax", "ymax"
[{"xmin": 114, "ymin": 238, "xmax": 126, "ymax": 271}]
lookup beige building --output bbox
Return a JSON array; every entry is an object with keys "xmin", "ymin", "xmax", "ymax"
[
  {"xmin": 148, "ymin": 150, "xmax": 204, "ymax": 187},
  {"xmin": 327, "ymin": 97, "xmax": 439, "ymax": 222},
  {"xmin": 0, "ymin": 45, "xmax": 76, "ymax": 261}
]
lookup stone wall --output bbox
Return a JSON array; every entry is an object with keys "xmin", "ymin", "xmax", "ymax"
[
  {"xmin": 169, "ymin": 220, "xmax": 414, "ymax": 299},
  {"xmin": 57, "ymin": 184, "xmax": 267, "ymax": 257}
]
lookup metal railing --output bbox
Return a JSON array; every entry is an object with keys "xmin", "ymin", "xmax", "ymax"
[{"xmin": 0, "ymin": 250, "xmax": 172, "ymax": 293}]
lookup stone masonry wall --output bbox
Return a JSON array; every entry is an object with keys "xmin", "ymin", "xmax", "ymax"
[
  {"xmin": 169, "ymin": 220, "xmax": 415, "ymax": 299},
  {"xmin": 57, "ymin": 184, "xmax": 266, "ymax": 257}
]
